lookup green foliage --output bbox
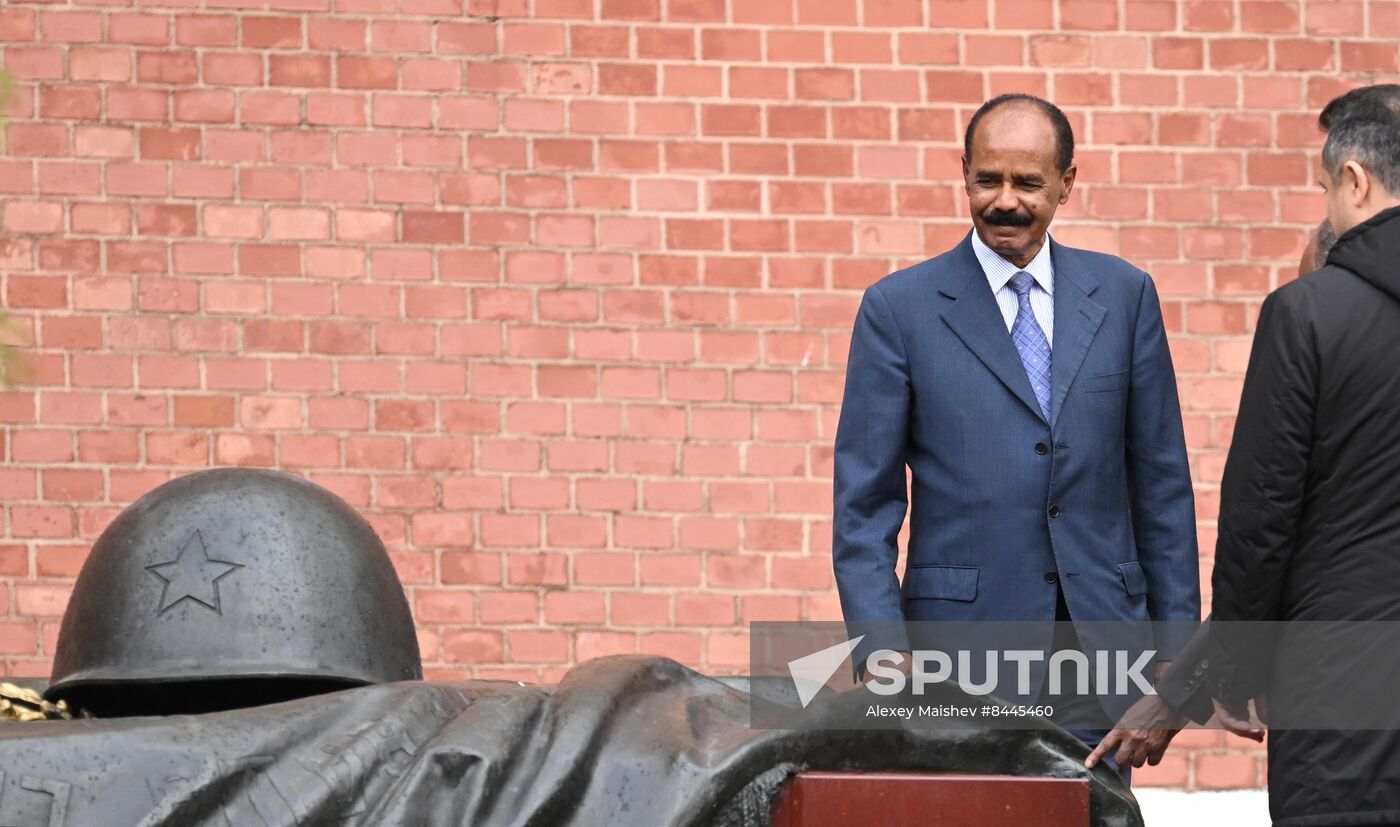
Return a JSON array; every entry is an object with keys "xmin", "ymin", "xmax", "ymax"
[
  {"xmin": 0, "ymin": 67, "xmax": 12, "ymax": 129},
  {"xmin": 0, "ymin": 67, "xmax": 12, "ymax": 158},
  {"xmin": 0, "ymin": 310, "xmax": 16, "ymax": 390},
  {"xmin": 0, "ymin": 66, "xmax": 21, "ymax": 389}
]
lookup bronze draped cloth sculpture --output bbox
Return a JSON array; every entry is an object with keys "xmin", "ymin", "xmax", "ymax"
[
  {"xmin": 0, "ymin": 469, "xmax": 1141, "ymax": 827},
  {"xmin": 0, "ymin": 657, "xmax": 1141, "ymax": 826}
]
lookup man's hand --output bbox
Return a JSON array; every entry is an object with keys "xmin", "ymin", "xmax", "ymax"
[
  {"xmin": 1085, "ymin": 693, "xmax": 1187, "ymax": 770},
  {"xmin": 1211, "ymin": 696, "xmax": 1265, "ymax": 742}
]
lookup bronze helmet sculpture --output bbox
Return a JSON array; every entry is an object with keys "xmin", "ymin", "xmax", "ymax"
[{"xmin": 46, "ymin": 468, "xmax": 421, "ymax": 716}]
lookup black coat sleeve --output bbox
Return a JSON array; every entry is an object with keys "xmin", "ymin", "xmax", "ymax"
[
  {"xmin": 1153, "ymin": 616, "xmax": 1215, "ymax": 725},
  {"xmin": 1208, "ymin": 289, "xmax": 1318, "ymax": 703}
]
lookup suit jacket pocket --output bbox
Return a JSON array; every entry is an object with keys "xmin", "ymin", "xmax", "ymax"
[
  {"xmin": 1081, "ymin": 369, "xmax": 1129, "ymax": 393},
  {"xmin": 903, "ymin": 564, "xmax": 979, "ymax": 602},
  {"xmin": 1118, "ymin": 561, "xmax": 1148, "ymax": 596}
]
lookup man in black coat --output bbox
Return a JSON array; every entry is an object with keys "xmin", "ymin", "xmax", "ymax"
[
  {"xmin": 1085, "ymin": 218, "xmax": 1337, "ymax": 773},
  {"xmin": 1209, "ymin": 84, "xmax": 1400, "ymax": 824}
]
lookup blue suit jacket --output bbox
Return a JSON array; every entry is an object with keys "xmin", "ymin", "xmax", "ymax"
[{"xmin": 833, "ymin": 233, "xmax": 1200, "ymax": 688}]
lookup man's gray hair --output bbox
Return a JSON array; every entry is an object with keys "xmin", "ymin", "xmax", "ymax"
[{"xmin": 1319, "ymin": 84, "xmax": 1400, "ymax": 195}]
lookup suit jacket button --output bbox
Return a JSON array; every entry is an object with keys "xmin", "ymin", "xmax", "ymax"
[
  {"xmin": 1035, "ymin": 442, "xmax": 1048, "ymax": 455},
  {"xmin": 1048, "ymin": 505, "xmax": 1061, "ymax": 518},
  {"xmin": 1043, "ymin": 571, "xmax": 1059, "ymax": 584}
]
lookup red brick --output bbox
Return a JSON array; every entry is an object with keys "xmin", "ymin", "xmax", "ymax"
[
  {"xmin": 269, "ymin": 55, "xmax": 330, "ymax": 87},
  {"xmin": 1305, "ymin": 0, "xmax": 1363, "ymax": 34},
  {"xmin": 11, "ymin": 506, "xmax": 73, "ymax": 539},
  {"xmin": 0, "ymin": 623, "xmax": 39, "ymax": 655},
  {"xmin": 136, "ymin": 51, "xmax": 197, "ymax": 84},
  {"xmin": 0, "ymin": 9, "xmax": 36, "ymax": 42},
  {"xmin": 926, "ymin": 0, "xmax": 986, "ymax": 26},
  {"xmin": 177, "ymin": 16, "xmax": 236, "ymax": 47},
  {"xmin": 1210, "ymin": 38, "xmax": 1269, "ymax": 70},
  {"xmin": 39, "ymin": 394, "xmax": 103, "ymax": 428},
  {"xmin": 414, "ymin": 590, "xmax": 476, "ymax": 624},
  {"xmin": 442, "ymin": 630, "xmax": 503, "ymax": 663},
  {"xmin": 1197, "ymin": 754, "xmax": 1261, "ymax": 789},
  {"xmin": 0, "ymin": 2, "xmax": 1378, "ymax": 762},
  {"xmin": 173, "ymin": 395, "xmax": 234, "ymax": 428}
]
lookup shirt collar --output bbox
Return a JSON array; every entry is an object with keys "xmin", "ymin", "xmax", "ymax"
[{"xmin": 970, "ymin": 229, "xmax": 1055, "ymax": 295}]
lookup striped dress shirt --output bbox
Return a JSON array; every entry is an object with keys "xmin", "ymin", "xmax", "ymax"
[{"xmin": 970, "ymin": 229, "xmax": 1055, "ymax": 348}]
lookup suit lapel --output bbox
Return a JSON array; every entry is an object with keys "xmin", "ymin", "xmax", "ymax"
[
  {"xmin": 1047, "ymin": 240, "xmax": 1106, "ymax": 428},
  {"xmin": 938, "ymin": 234, "xmax": 1047, "ymax": 423}
]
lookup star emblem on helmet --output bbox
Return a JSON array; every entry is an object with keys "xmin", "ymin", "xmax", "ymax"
[{"xmin": 146, "ymin": 531, "xmax": 243, "ymax": 614}]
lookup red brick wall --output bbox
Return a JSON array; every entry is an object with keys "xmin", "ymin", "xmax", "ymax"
[{"xmin": 3, "ymin": 0, "xmax": 1393, "ymax": 790}]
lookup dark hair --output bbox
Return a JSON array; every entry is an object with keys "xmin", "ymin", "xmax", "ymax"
[
  {"xmin": 1313, "ymin": 219, "xmax": 1336, "ymax": 271},
  {"xmin": 1318, "ymin": 84, "xmax": 1400, "ymax": 194},
  {"xmin": 963, "ymin": 94, "xmax": 1075, "ymax": 174}
]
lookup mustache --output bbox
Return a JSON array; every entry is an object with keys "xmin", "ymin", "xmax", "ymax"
[{"xmin": 983, "ymin": 208, "xmax": 1034, "ymax": 227}]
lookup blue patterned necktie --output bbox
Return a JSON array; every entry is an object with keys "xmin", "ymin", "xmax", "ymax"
[{"xmin": 1009, "ymin": 271, "xmax": 1052, "ymax": 420}]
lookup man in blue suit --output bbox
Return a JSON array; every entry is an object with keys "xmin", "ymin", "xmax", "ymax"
[{"xmin": 833, "ymin": 95, "xmax": 1200, "ymax": 778}]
